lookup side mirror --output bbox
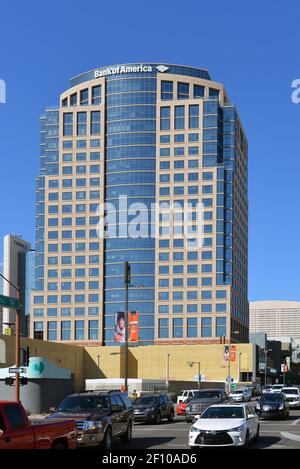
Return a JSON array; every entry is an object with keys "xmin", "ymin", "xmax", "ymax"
[
  {"xmin": 49, "ymin": 407, "xmax": 56, "ymax": 413},
  {"xmin": 194, "ymin": 415, "xmax": 200, "ymax": 421}
]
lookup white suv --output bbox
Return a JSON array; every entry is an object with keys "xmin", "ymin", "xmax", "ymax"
[
  {"xmin": 177, "ymin": 390, "xmax": 197, "ymax": 404},
  {"xmin": 281, "ymin": 387, "xmax": 300, "ymax": 408}
]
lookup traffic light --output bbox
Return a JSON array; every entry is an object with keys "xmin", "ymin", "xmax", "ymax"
[
  {"xmin": 20, "ymin": 377, "xmax": 28, "ymax": 386},
  {"xmin": 124, "ymin": 261, "xmax": 131, "ymax": 284},
  {"xmin": 5, "ymin": 377, "xmax": 14, "ymax": 386}
]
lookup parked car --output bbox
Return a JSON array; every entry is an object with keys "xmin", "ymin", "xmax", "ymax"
[
  {"xmin": 281, "ymin": 387, "xmax": 300, "ymax": 409},
  {"xmin": 185, "ymin": 389, "xmax": 227, "ymax": 423},
  {"xmin": 271, "ymin": 384, "xmax": 285, "ymax": 393},
  {"xmin": 228, "ymin": 389, "xmax": 251, "ymax": 402},
  {"xmin": 133, "ymin": 394, "xmax": 174, "ymax": 424},
  {"xmin": 262, "ymin": 385, "xmax": 273, "ymax": 394},
  {"xmin": 48, "ymin": 390, "xmax": 134, "ymax": 450},
  {"xmin": 255, "ymin": 392, "xmax": 289, "ymax": 420},
  {"xmin": 0, "ymin": 401, "xmax": 77, "ymax": 449},
  {"xmin": 189, "ymin": 403, "xmax": 259, "ymax": 448},
  {"xmin": 177, "ymin": 390, "xmax": 198, "ymax": 404},
  {"xmin": 176, "ymin": 398, "xmax": 191, "ymax": 415}
]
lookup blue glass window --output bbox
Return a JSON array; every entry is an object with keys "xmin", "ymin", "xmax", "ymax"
[
  {"xmin": 201, "ymin": 318, "xmax": 212, "ymax": 337},
  {"xmin": 80, "ymin": 88, "xmax": 89, "ymax": 106},
  {"xmin": 158, "ymin": 318, "xmax": 169, "ymax": 338},
  {"xmin": 173, "ymin": 318, "xmax": 183, "ymax": 338},
  {"xmin": 193, "ymin": 84, "xmax": 205, "ymax": 98},
  {"xmin": 216, "ymin": 317, "xmax": 226, "ymax": 337},
  {"xmin": 160, "ymin": 107, "xmax": 170, "ymax": 130},
  {"xmin": 63, "ymin": 113, "xmax": 73, "ymax": 136},
  {"xmin": 91, "ymin": 111, "xmax": 100, "ymax": 135},
  {"xmin": 187, "ymin": 318, "xmax": 197, "ymax": 337},
  {"xmin": 61, "ymin": 321, "xmax": 71, "ymax": 340},
  {"xmin": 177, "ymin": 82, "xmax": 189, "ymax": 99},
  {"xmin": 75, "ymin": 320, "xmax": 85, "ymax": 340},
  {"xmin": 174, "ymin": 106, "xmax": 185, "ymax": 130},
  {"xmin": 161, "ymin": 81, "xmax": 173, "ymax": 100},
  {"xmin": 92, "ymin": 85, "xmax": 101, "ymax": 105},
  {"xmin": 189, "ymin": 105, "xmax": 199, "ymax": 129}
]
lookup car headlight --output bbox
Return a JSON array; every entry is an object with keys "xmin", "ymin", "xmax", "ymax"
[
  {"xmin": 256, "ymin": 403, "xmax": 261, "ymax": 409},
  {"xmin": 145, "ymin": 406, "xmax": 156, "ymax": 412},
  {"xmin": 229, "ymin": 424, "xmax": 246, "ymax": 432},
  {"xmin": 191, "ymin": 426, "xmax": 201, "ymax": 433},
  {"xmin": 83, "ymin": 420, "xmax": 103, "ymax": 434},
  {"xmin": 279, "ymin": 403, "xmax": 284, "ymax": 410}
]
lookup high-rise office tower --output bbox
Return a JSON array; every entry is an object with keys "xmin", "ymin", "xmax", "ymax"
[
  {"xmin": 30, "ymin": 63, "xmax": 248, "ymax": 345},
  {"xmin": 2, "ymin": 234, "xmax": 32, "ymax": 336}
]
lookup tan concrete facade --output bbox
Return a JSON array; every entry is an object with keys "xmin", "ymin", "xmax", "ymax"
[{"xmin": 0, "ymin": 335, "xmax": 255, "ymax": 388}]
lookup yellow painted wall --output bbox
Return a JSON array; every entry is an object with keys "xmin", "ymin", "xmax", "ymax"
[
  {"xmin": 84, "ymin": 343, "xmax": 254, "ymax": 383},
  {"xmin": 0, "ymin": 335, "xmax": 254, "ymax": 387},
  {"xmin": 0, "ymin": 335, "xmax": 84, "ymax": 391}
]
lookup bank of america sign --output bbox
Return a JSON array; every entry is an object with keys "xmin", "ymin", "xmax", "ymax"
[{"xmin": 94, "ymin": 64, "xmax": 169, "ymax": 78}]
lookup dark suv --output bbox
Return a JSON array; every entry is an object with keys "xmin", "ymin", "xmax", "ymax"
[
  {"xmin": 185, "ymin": 389, "xmax": 227, "ymax": 422},
  {"xmin": 49, "ymin": 390, "xmax": 134, "ymax": 450},
  {"xmin": 133, "ymin": 394, "xmax": 174, "ymax": 424}
]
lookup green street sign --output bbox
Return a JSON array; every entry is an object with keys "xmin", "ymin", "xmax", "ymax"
[{"xmin": 0, "ymin": 294, "xmax": 20, "ymax": 310}]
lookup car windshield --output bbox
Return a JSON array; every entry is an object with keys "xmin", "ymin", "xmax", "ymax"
[
  {"xmin": 282, "ymin": 389, "xmax": 298, "ymax": 395},
  {"xmin": 192, "ymin": 391, "xmax": 222, "ymax": 400},
  {"xmin": 260, "ymin": 393, "xmax": 284, "ymax": 402},
  {"xmin": 135, "ymin": 396, "xmax": 159, "ymax": 405},
  {"xmin": 232, "ymin": 391, "xmax": 243, "ymax": 394},
  {"xmin": 57, "ymin": 395, "xmax": 110, "ymax": 413},
  {"xmin": 201, "ymin": 407, "xmax": 244, "ymax": 419},
  {"xmin": 272, "ymin": 385, "xmax": 283, "ymax": 389}
]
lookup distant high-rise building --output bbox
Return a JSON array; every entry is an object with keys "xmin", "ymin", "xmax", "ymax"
[
  {"xmin": 2, "ymin": 234, "xmax": 32, "ymax": 336},
  {"xmin": 250, "ymin": 300, "xmax": 300, "ymax": 341},
  {"xmin": 30, "ymin": 63, "xmax": 249, "ymax": 345}
]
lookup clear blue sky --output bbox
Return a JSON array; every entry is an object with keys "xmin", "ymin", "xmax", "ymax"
[{"xmin": 0, "ymin": 0, "xmax": 299, "ymax": 301}]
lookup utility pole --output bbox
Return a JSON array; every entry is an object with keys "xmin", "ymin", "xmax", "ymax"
[
  {"xmin": 0, "ymin": 273, "xmax": 21, "ymax": 402},
  {"xmin": 124, "ymin": 262, "xmax": 131, "ymax": 393}
]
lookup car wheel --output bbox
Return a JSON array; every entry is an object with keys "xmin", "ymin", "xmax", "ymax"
[
  {"xmin": 244, "ymin": 430, "xmax": 250, "ymax": 447},
  {"xmin": 101, "ymin": 427, "xmax": 113, "ymax": 450},
  {"xmin": 254, "ymin": 424, "xmax": 260, "ymax": 441},
  {"xmin": 120, "ymin": 423, "xmax": 132, "ymax": 444},
  {"xmin": 155, "ymin": 412, "xmax": 161, "ymax": 425},
  {"xmin": 168, "ymin": 409, "xmax": 174, "ymax": 423}
]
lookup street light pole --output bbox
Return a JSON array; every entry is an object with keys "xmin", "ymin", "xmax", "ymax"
[
  {"xmin": 166, "ymin": 353, "xmax": 170, "ymax": 392},
  {"xmin": 0, "ymin": 272, "xmax": 21, "ymax": 402},
  {"xmin": 124, "ymin": 262, "xmax": 130, "ymax": 393},
  {"xmin": 97, "ymin": 354, "xmax": 100, "ymax": 378},
  {"xmin": 187, "ymin": 361, "xmax": 201, "ymax": 390}
]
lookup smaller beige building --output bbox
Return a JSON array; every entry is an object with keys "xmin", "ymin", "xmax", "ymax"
[
  {"xmin": 0, "ymin": 334, "xmax": 256, "ymax": 392},
  {"xmin": 250, "ymin": 301, "xmax": 300, "ymax": 341}
]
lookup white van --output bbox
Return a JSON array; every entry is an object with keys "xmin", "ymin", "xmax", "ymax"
[{"xmin": 177, "ymin": 390, "xmax": 198, "ymax": 404}]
